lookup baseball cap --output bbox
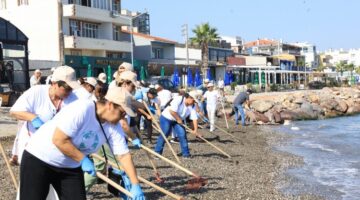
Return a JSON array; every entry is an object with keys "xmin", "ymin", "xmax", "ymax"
[
  {"xmin": 204, "ymin": 79, "xmax": 210, "ymax": 83},
  {"xmin": 84, "ymin": 77, "xmax": 97, "ymax": 88},
  {"xmin": 98, "ymin": 73, "xmax": 107, "ymax": 83},
  {"xmin": 116, "ymin": 71, "xmax": 139, "ymax": 87},
  {"xmin": 52, "ymin": 66, "xmax": 80, "ymax": 89},
  {"xmin": 148, "ymin": 88, "xmax": 158, "ymax": 96},
  {"xmin": 105, "ymin": 87, "xmax": 136, "ymax": 117},
  {"xmin": 188, "ymin": 91, "xmax": 198, "ymax": 99},
  {"xmin": 119, "ymin": 62, "xmax": 133, "ymax": 72},
  {"xmin": 154, "ymin": 84, "xmax": 160, "ymax": 90},
  {"xmin": 207, "ymin": 83, "xmax": 214, "ymax": 87}
]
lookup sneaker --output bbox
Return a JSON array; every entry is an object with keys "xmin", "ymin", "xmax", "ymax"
[
  {"xmin": 9, "ymin": 156, "xmax": 19, "ymax": 166},
  {"xmin": 170, "ymin": 138, "xmax": 179, "ymax": 144}
]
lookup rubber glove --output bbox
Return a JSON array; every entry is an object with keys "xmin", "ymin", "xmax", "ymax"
[
  {"xmin": 80, "ymin": 156, "xmax": 96, "ymax": 177},
  {"xmin": 130, "ymin": 184, "xmax": 145, "ymax": 200},
  {"xmin": 31, "ymin": 116, "xmax": 44, "ymax": 129},
  {"xmin": 131, "ymin": 138, "xmax": 141, "ymax": 149},
  {"xmin": 112, "ymin": 168, "xmax": 132, "ymax": 192}
]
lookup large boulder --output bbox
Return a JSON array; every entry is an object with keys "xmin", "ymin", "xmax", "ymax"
[
  {"xmin": 280, "ymin": 110, "xmax": 300, "ymax": 121},
  {"xmin": 273, "ymin": 111, "xmax": 282, "ymax": 123},
  {"xmin": 324, "ymin": 110, "xmax": 343, "ymax": 118},
  {"xmin": 251, "ymin": 100, "xmax": 274, "ymax": 113},
  {"xmin": 334, "ymin": 99, "xmax": 348, "ymax": 113},
  {"xmin": 282, "ymin": 100, "xmax": 300, "ymax": 111},
  {"xmin": 320, "ymin": 99, "xmax": 338, "ymax": 110},
  {"xmin": 308, "ymin": 93, "xmax": 320, "ymax": 104},
  {"xmin": 264, "ymin": 111, "xmax": 275, "ymax": 123},
  {"xmin": 347, "ymin": 105, "xmax": 360, "ymax": 115}
]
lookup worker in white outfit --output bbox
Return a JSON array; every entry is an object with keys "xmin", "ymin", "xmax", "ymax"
[
  {"xmin": 109, "ymin": 62, "xmax": 133, "ymax": 89},
  {"xmin": 201, "ymin": 83, "xmax": 219, "ymax": 132},
  {"xmin": 73, "ymin": 77, "xmax": 97, "ymax": 100}
]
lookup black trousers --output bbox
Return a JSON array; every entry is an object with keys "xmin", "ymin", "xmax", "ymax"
[{"xmin": 20, "ymin": 150, "xmax": 86, "ymax": 200}]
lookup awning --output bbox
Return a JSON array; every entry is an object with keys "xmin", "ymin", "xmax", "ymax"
[{"xmin": 272, "ymin": 54, "xmax": 296, "ymax": 61}]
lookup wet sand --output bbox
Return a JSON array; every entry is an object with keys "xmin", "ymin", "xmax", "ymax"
[{"xmin": 0, "ymin": 110, "xmax": 323, "ymax": 200}]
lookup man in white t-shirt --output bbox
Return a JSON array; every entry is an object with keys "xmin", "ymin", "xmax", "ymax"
[
  {"xmin": 154, "ymin": 93, "xmax": 199, "ymax": 158},
  {"xmin": 109, "ymin": 62, "xmax": 133, "ymax": 89},
  {"xmin": 10, "ymin": 66, "xmax": 80, "ymax": 165},
  {"xmin": 30, "ymin": 69, "xmax": 42, "ymax": 87},
  {"xmin": 201, "ymin": 83, "xmax": 219, "ymax": 132},
  {"xmin": 156, "ymin": 84, "xmax": 172, "ymax": 111},
  {"xmin": 20, "ymin": 87, "xmax": 145, "ymax": 200},
  {"xmin": 73, "ymin": 77, "xmax": 97, "ymax": 100}
]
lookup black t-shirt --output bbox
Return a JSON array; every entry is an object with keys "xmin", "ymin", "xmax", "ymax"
[{"xmin": 233, "ymin": 92, "xmax": 249, "ymax": 106}]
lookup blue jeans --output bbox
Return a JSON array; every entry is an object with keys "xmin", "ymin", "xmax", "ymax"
[
  {"xmin": 234, "ymin": 105, "xmax": 245, "ymax": 126},
  {"xmin": 155, "ymin": 115, "xmax": 190, "ymax": 157}
]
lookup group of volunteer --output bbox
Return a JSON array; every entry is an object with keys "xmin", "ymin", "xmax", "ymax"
[{"xmin": 8, "ymin": 62, "xmax": 251, "ymax": 200}]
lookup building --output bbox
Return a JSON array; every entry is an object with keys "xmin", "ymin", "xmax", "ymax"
[
  {"xmin": 292, "ymin": 42, "xmax": 318, "ymax": 69},
  {"xmin": 323, "ymin": 48, "xmax": 360, "ymax": 67},
  {"xmin": 220, "ymin": 36, "xmax": 243, "ymax": 54},
  {"xmin": 0, "ymin": 0, "xmax": 146, "ymax": 77}
]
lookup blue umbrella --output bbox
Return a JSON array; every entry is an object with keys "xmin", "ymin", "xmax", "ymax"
[
  {"xmin": 194, "ymin": 68, "xmax": 202, "ymax": 87},
  {"xmin": 172, "ymin": 67, "xmax": 180, "ymax": 87},
  {"xmin": 206, "ymin": 68, "xmax": 212, "ymax": 81},
  {"xmin": 224, "ymin": 71, "xmax": 230, "ymax": 85},
  {"xmin": 229, "ymin": 70, "xmax": 234, "ymax": 83},
  {"xmin": 187, "ymin": 67, "xmax": 193, "ymax": 86}
]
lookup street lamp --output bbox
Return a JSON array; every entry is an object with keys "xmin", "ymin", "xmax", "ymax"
[{"xmin": 129, "ymin": 12, "xmax": 148, "ymax": 67}]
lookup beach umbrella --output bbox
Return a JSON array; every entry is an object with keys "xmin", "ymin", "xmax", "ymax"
[
  {"xmin": 194, "ymin": 68, "xmax": 202, "ymax": 87},
  {"xmin": 187, "ymin": 67, "xmax": 193, "ymax": 86},
  {"xmin": 161, "ymin": 66, "xmax": 165, "ymax": 77},
  {"xmin": 106, "ymin": 65, "xmax": 112, "ymax": 83},
  {"xmin": 140, "ymin": 66, "xmax": 146, "ymax": 81},
  {"xmin": 87, "ymin": 64, "xmax": 92, "ymax": 77},
  {"xmin": 206, "ymin": 68, "xmax": 212, "ymax": 81},
  {"xmin": 224, "ymin": 71, "xmax": 230, "ymax": 85},
  {"xmin": 172, "ymin": 67, "xmax": 180, "ymax": 87}
]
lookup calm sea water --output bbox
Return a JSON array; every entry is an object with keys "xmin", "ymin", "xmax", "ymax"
[{"xmin": 272, "ymin": 115, "xmax": 360, "ymax": 200}]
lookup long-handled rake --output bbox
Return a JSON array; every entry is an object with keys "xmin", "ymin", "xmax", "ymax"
[
  {"xmin": 200, "ymin": 115, "xmax": 240, "ymax": 142},
  {"xmin": 92, "ymin": 154, "xmax": 184, "ymax": 200},
  {"xmin": 96, "ymin": 172, "xmax": 133, "ymax": 198},
  {"xmin": 0, "ymin": 141, "xmax": 18, "ymax": 190},
  {"xmin": 143, "ymin": 102, "xmax": 182, "ymax": 164}
]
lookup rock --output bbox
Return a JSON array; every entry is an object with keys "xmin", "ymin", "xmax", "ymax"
[
  {"xmin": 308, "ymin": 93, "xmax": 320, "ymax": 104},
  {"xmin": 293, "ymin": 108, "xmax": 318, "ymax": 120},
  {"xmin": 251, "ymin": 100, "xmax": 274, "ymax": 113},
  {"xmin": 282, "ymin": 100, "xmax": 300, "ymax": 111},
  {"xmin": 264, "ymin": 111, "xmax": 275, "ymax": 123},
  {"xmin": 345, "ymin": 99, "xmax": 356, "ymax": 107},
  {"xmin": 334, "ymin": 99, "xmax": 348, "ymax": 113},
  {"xmin": 353, "ymin": 92, "xmax": 360, "ymax": 99},
  {"xmin": 324, "ymin": 110, "xmax": 343, "ymax": 118},
  {"xmin": 320, "ymin": 99, "xmax": 338, "ymax": 110},
  {"xmin": 272, "ymin": 104, "xmax": 284, "ymax": 112},
  {"xmin": 347, "ymin": 105, "xmax": 360, "ymax": 115},
  {"xmin": 293, "ymin": 98, "xmax": 306, "ymax": 104},
  {"xmin": 311, "ymin": 103, "xmax": 325, "ymax": 116},
  {"xmin": 280, "ymin": 110, "xmax": 299, "ymax": 121},
  {"xmin": 254, "ymin": 112, "xmax": 270, "ymax": 123},
  {"xmin": 273, "ymin": 111, "xmax": 282, "ymax": 123}
]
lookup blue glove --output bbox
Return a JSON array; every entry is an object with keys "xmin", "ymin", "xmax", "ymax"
[
  {"xmin": 131, "ymin": 138, "xmax": 141, "ymax": 149},
  {"xmin": 80, "ymin": 156, "xmax": 96, "ymax": 177},
  {"xmin": 149, "ymin": 106, "xmax": 156, "ymax": 114},
  {"xmin": 130, "ymin": 184, "xmax": 145, "ymax": 200},
  {"xmin": 112, "ymin": 168, "xmax": 132, "ymax": 195},
  {"xmin": 31, "ymin": 116, "xmax": 44, "ymax": 129},
  {"xmin": 134, "ymin": 90, "xmax": 143, "ymax": 101}
]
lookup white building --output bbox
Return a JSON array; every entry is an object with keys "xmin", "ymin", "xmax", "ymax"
[
  {"xmin": 220, "ymin": 36, "xmax": 243, "ymax": 53},
  {"xmin": 292, "ymin": 42, "xmax": 318, "ymax": 69},
  {"xmin": 324, "ymin": 48, "xmax": 360, "ymax": 66},
  {"xmin": 0, "ymin": 0, "xmax": 138, "ymax": 76}
]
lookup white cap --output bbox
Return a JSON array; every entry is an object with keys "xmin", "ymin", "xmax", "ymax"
[
  {"xmin": 149, "ymin": 84, "xmax": 155, "ymax": 89},
  {"xmin": 119, "ymin": 62, "xmax": 133, "ymax": 72},
  {"xmin": 34, "ymin": 69, "xmax": 42, "ymax": 74},
  {"xmin": 52, "ymin": 66, "xmax": 80, "ymax": 89},
  {"xmin": 204, "ymin": 79, "xmax": 210, "ymax": 83},
  {"xmin": 98, "ymin": 73, "xmax": 107, "ymax": 83},
  {"xmin": 188, "ymin": 91, "xmax": 198, "ymax": 99},
  {"xmin": 105, "ymin": 87, "xmax": 136, "ymax": 117},
  {"xmin": 116, "ymin": 71, "xmax": 139, "ymax": 87},
  {"xmin": 155, "ymin": 84, "xmax": 160, "ymax": 90},
  {"xmin": 84, "ymin": 77, "xmax": 97, "ymax": 88},
  {"xmin": 207, "ymin": 83, "xmax": 214, "ymax": 87},
  {"xmin": 50, "ymin": 67, "xmax": 56, "ymax": 72}
]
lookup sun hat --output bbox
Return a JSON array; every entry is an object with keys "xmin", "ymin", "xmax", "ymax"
[
  {"xmin": 84, "ymin": 77, "xmax": 97, "ymax": 88},
  {"xmin": 98, "ymin": 73, "xmax": 107, "ymax": 83},
  {"xmin": 52, "ymin": 65, "xmax": 80, "ymax": 89},
  {"xmin": 119, "ymin": 62, "xmax": 133, "ymax": 72},
  {"xmin": 207, "ymin": 83, "xmax": 214, "ymax": 87},
  {"xmin": 105, "ymin": 87, "xmax": 136, "ymax": 117}
]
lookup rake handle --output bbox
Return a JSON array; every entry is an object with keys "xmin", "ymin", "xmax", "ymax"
[
  {"xmin": 96, "ymin": 172, "xmax": 133, "ymax": 198},
  {"xmin": 0, "ymin": 141, "xmax": 18, "ymax": 190}
]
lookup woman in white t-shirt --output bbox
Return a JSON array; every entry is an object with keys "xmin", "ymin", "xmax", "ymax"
[
  {"xmin": 20, "ymin": 87, "xmax": 145, "ymax": 200},
  {"xmin": 9, "ymin": 66, "xmax": 80, "ymax": 165},
  {"xmin": 201, "ymin": 83, "xmax": 219, "ymax": 132}
]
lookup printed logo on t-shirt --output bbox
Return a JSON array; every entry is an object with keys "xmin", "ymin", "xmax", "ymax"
[{"xmin": 79, "ymin": 131, "xmax": 99, "ymax": 152}]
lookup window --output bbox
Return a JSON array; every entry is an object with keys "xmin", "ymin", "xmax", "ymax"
[
  {"xmin": 302, "ymin": 47, "xmax": 308, "ymax": 53},
  {"xmin": 152, "ymin": 48, "xmax": 163, "ymax": 59},
  {"xmin": 70, "ymin": 50, "xmax": 82, "ymax": 56},
  {"xmin": 112, "ymin": 0, "xmax": 120, "ymax": 11},
  {"xmin": 17, "ymin": 0, "xmax": 28, "ymax": 6},
  {"xmin": 69, "ymin": 19, "xmax": 98, "ymax": 38},
  {"xmin": 209, "ymin": 49, "xmax": 217, "ymax": 61},
  {"xmin": 107, "ymin": 51, "xmax": 129, "ymax": 59},
  {"xmin": 69, "ymin": 19, "xmax": 81, "ymax": 36},
  {"xmin": 0, "ymin": 0, "xmax": 6, "ymax": 9},
  {"xmin": 113, "ymin": 26, "xmax": 120, "ymax": 41}
]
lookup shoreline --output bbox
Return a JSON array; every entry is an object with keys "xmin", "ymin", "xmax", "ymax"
[{"xmin": 0, "ymin": 115, "xmax": 324, "ymax": 199}]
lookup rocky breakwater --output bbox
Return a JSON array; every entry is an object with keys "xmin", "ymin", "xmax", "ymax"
[{"xmin": 242, "ymin": 87, "xmax": 360, "ymax": 124}]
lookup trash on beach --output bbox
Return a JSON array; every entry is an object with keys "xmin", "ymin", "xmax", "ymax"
[
  {"xmin": 291, "ymin": 127, "xmax": 300, "ymax": 131},
  {"xmin": 283, "ymin": 120, "xmax": 291, "ymax": 126}
]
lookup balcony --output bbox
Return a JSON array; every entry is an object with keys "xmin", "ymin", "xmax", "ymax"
[
  {"xmin": 63, "ymin": 4, "xmax": 130, "ymax": 26},
  {"xmin": 64, "ymin": 35, "xmax": 131, "ymax": 52}
]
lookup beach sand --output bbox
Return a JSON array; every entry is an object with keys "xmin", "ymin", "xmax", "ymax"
[{"xmin": 0, "ymin": 111, "xmax": 323, "ymax": 200}]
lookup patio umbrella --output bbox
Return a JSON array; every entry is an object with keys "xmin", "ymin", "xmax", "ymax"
[
  {"xmin": 87, "ymin": 64, "xmax": 92, "ymax": 77},
  {"xmin": 107, "ymin": 65, "xmax": 112, "ymax": 83},
  {"xmin": 187, "ymin": 67, "xmax": 193, "ymax": 86},
  {"xmin": 224, "ymin": 70, "xmax": 230, "ymax": 85},
  {"xmin": 206, "ymin": 68, "xmax": 212, "ymax": 81},
  {"xmin": 161, "ymin": 66, "xmax": 165, "ymax": 77},
  {"xmin": 172, "ymin": 67, "xmax": 180, "ymax": 87},
  {"xmin": 194, "ymin": 68, "xmax": 202, "ymax": 87},
  {"xmin": 229, "ymin": 70, "xmax": 234, "ymax": 83},
  {"xmin": 140, "ymin": 66, "xmax": 146, "ymax": 81}
]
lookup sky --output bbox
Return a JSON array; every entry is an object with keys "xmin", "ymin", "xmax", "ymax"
[{"xmin": 122, "ymin": 0, "xmax": 360, "ymax": 52}]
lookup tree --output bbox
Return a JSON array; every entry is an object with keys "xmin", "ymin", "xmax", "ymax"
[
  {"xmin": 355, "ymin": 66, "xmax": 360, "ymax": 75},
  {"xmin": 346, "ymin": 63, "xmax": 355, "ymax": 85},
  {"xmin": 190, "ymin": 23, "xmax": 219, "ymax": 79},
  {"xmin": 336, "ymin": 61, "xmax": 347, "ymax": 76}
]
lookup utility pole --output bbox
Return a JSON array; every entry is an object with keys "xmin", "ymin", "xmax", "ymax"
[{"xmin": 181, "ymin": 24, "xmax": 189, "ymax": 66}]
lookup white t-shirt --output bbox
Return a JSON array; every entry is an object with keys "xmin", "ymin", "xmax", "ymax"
[
  {"xmin": 158, "ymin": 89, "xmax": 172, "ymax": 108},
  {"xmin": 30, "ymin": 75, "xmax": 40, "ymax": 87},
  {"xmin": 218, "ymin": 80, "xmax": 225, "ymax": 88},
  {"xmin": 73, "ymin": 87, "xmax": 92, "ymax": 100},
  {"xmin": 203, "ymin": 90, "xmax": 219, "ymax": 107},
  {"xmin": 108, "ymin": 80, "xmax": 117, "ymax": 89},
  {"xmin": 26, "ymin": 100, "xmax": 129, "ymax": 168},
  {"xmin": 162, "ymin": 96, "xmax": 198, "ymax": 121}
]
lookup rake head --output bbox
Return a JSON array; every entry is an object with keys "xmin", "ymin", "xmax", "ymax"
[
  {"xmin": 186, "ymin": 176, "xmax": 208, "ymax": 190},
  {"xmin": 154, "ymin": 172, "xmax": 165, "ymax": 183}
]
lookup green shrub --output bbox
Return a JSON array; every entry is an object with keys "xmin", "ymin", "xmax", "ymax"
[{"xmin": 270, "ymin": 84, "xmax": 279, "ymax": 91}]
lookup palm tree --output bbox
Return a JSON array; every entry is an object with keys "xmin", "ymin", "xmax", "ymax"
[
  {"xmin": 346, "ymin": 63, "xmax": 355, "ymax": 85},
  {"xmin": 336, "ymin": 61, "xmax": 346, "ymax": 76},
  {"xmin": 190, "ymin": 23, "xmax": 219, "ymax": 79}
]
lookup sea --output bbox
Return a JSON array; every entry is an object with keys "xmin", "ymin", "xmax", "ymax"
[{"xmin": 272, "ymin": 115, "xmax": 360, "ymax": 200}]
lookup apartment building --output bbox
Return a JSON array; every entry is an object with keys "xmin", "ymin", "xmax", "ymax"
[{"xmin": 0, "ymin": 0, "xmax": 144, "ymax": 76}]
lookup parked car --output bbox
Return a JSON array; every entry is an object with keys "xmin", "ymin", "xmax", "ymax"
[{"xmin": 147, "ymin": 76, "xmax": 179, "ymax": 93}]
